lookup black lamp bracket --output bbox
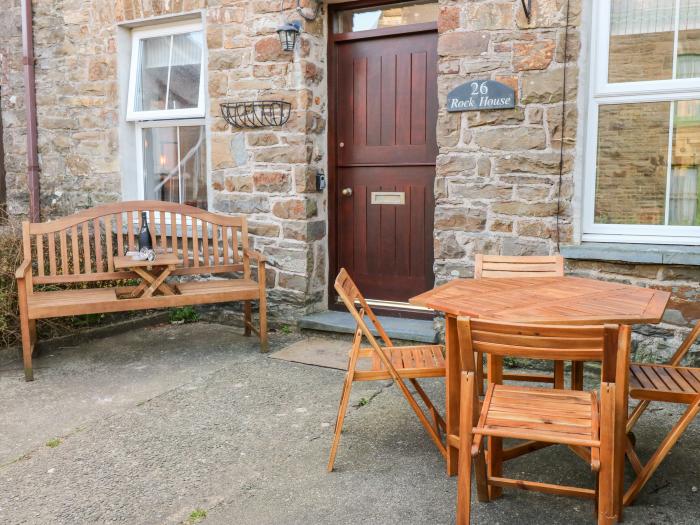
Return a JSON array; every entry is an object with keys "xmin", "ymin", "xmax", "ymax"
[{"xmin": 521, "ymin": 0, "xmax": 532, "ymax": 21}]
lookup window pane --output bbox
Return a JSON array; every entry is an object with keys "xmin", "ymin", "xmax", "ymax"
[
  {"xmin": 136, "ymin": 35, "xmax": 171, "ymax": 111},
  {"xmin": 595, "ymin": 102, "xmax": 671, "ymax": 225},
  {"xmin": 167, "ymin": 32, "xmax": 203, "ymax": 110},
  {"xmin": 178, "ymin": 126, "xmax": 207, "ymax": 209},
  {"xmin": 142, "ymin": 126, "xmax": 207, "ymax": 209},
  {"xmin": 133, "ymin": 30, "xmax": 203, "ymax": 113},
  {"xmin": 335, "ymin": 0, "xmax": 437, "ymax": 33},
  {"xmin": 608, "ymin": 0, "xmax": 676, "ymax": 83},
  {"xmin": 677, "ymin": 0, "xmax": 700, "ymax": 79},
  {"xmin": 669, "ymin": 100, "xmax": 700, "ymax": 225}
]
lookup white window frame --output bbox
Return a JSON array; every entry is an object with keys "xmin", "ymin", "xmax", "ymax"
[
  {"xmin": 126, "ymin": 20, "xmax": 206, "ymax": 122},
  {"xmin": 583, "ymin": 0, "xmax": 700, "ymax": 244},
  {"xmin": 135, "ymin": 118, "xmax": 208, "ymax": 208}
]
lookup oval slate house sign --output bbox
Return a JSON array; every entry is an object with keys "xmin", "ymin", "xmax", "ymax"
[{"xmin": 447, "ymin": 80, "xmax": 515, "ymax": 112}]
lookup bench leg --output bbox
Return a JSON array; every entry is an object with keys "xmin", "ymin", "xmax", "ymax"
[
  {"xmin": 259, "ymin": 295, "xmax": 268, "ymax": 353},
  {"xmin": 19, "ymin": 310, "xmax": 34, "ymax": 382},
  {"xmin": 244, "ymin": 301, "xmax": 252, "ymax": 337}
]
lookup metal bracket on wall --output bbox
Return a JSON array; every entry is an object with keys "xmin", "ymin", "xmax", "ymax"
[{"xmin": 521, "ymin": 0, "xmax": 532, "ymax": 21}]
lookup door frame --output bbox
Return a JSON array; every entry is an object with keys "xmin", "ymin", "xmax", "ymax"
[{"xmin": 326, "ymin": 0, "xmax": 438, "ymax": 316}]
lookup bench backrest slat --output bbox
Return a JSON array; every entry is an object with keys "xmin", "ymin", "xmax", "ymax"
[{"xmin": 23, "ymin": 201, "xmax": 250, "ymax": 286}]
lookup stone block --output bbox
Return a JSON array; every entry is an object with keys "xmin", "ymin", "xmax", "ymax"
[
  {"xmin": 521, "ymin": 67, "xmax": 578, "ymax": 104},
  {"xmin": 513, "ymin": 40, "xmax": 555, "ymax": 71},
  {"xmin": 494, "ymin": 152, "xmax": 573, "ymax": 174},
  {"xmin": 473, "ymin": 127, "xmax": 546, "ymax": 150},
  {"xmin": 254, "ymin": 36, "xmax": 287, "ymax": 62},
  {"xmin": 282, "ymin": 220, "xmax": 326, "ymax": 242},
  {"xmin": 466, "ymin": 2, "xmax": 514, "ymax": 30},
  {"xmin": 438, "ymin": 6, "xmax": 461, "ymax": 33},
  {"xmin": 253, "ymin": 171, "xmax": 291, "ymax": 193},
  {"xmin": 214, "ymin": 193, "xmax": 270, "ymax": 214},
  {"xmin": 272, "ymin": 198, "xmax": 317, "ymax": 220},
  {"xmin": 434, "ymin": 207, "xmax": 486, "ymax": 232},
  {"xmin": 438, "ymin": 31, "xmax": 490, "ymax": 57},
  {"xmin": 248, "ymin": 220, "xmax": 281, "ymax": 238},
  {"xmin": 492, "ymin": 201, "xmax": 558, "ymax": 217},
  {"xmin": 264, "ymin": 245, "xmax": 313, "ymax": 274}
]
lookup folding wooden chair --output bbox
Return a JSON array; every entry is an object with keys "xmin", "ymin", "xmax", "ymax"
[
  {"xmin": 327, "ymin": 269, "xmax": 447, "ymax": 472},
  {"xmin": 474, "ymin": 254, "xmax": 576, "ymax": 390},
  {"xmin": 456, "ymin": 318, "xmax": 630, "ymax": 525},
  {"xmin": 624, "ymin": 321, "xmax": 700, "ymax": 506}
]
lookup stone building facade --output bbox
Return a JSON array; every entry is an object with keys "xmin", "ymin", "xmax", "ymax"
[{"xmin": 1, "ymin": 0, "xmax": 699, "ymax": 360}]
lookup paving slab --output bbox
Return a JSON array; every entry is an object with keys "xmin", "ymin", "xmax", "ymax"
[{"xmin": 0, "ymin": 324, "xmax": 698, "ymax": 524}]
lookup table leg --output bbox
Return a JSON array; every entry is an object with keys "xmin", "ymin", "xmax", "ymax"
[
  {"xmin": 487, "ymin": 353, "xmax": 504, "ymax": 499},
  {"xmin": 445, "ymin": 315, "xmax": 461, "ymax": 476},
  {"xmin": 614, "ymin": 348, "xmax": 631, "ymax": 521},
  {"xmin": 143, "ymin": 265, "xmax": 175, "ymax": 298},
  {"xmin": 131, "ymin": 267, "xmax": 156, "ymax": 298}
]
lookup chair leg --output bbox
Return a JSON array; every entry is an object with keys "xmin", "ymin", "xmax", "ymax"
[
  {"xmin": 476, "ymin": 352, "xmax": 485, "ymax": 396},
  {"xmin": 327, "ymin": 372, "xmax": 354, "ymax": 472},
  {"xmin": 624, "ymin": 398, "xmax": 700, "ymax": 506},
  {"xmin": 457, "ymin": 372, "xmax": 476, "ymax": 525},
  {"xmin": 598, "ymin": 382, "xmax": 616, "ymax": 524},
  {"xmin": 626, "ymin": 400, "xmax": 650, "ymax": 434},
  {"xmin": 258, "ymin": 296, "xmax": 268, "ymax": 353},
  {"xmin": 243, "ymin": 301, "xmax": 252, "ymax": 337}
]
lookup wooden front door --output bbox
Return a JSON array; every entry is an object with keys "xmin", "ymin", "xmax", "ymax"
[{"xmin": 332, "ymin": 27, "xmax": 438, "ymax": 305}]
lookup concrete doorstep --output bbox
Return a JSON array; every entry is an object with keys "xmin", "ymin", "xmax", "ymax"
[{"xmin": 0, "ymin": 322, "xmax": 698, "ymax": 524}]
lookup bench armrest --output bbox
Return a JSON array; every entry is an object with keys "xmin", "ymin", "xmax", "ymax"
[
  {"xmin": 15, "ymin": 260, "xmax": 31, "ymax": 280},
  {"xmin": 244, "ymin": 248, "xmax": 266, "ymax": 264}
]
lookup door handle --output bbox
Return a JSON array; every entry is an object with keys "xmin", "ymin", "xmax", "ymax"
[{"xmin": 341, "ymin": 188, "xmax": 353, "ymax": 197}]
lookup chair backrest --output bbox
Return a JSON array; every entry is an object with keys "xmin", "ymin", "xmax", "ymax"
[
  {"xmin": 334, "ymin": 268, "xmax": 393, "ymax": 350},
  {"xmin": 474, "ymin": 254, "xmax": 564, "ymax": 279},
  {"xmin": 22, "ymin": 200, "xmax": 249, "ymax": 289},
  {"xmin": 456, "ymin": 317, "xmax": 630, "ymax": 384}
]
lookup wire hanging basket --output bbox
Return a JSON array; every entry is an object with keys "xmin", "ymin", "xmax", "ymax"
[{"xmin": 220, "ymin": 101, "xmax": 292, "ymax": 129}]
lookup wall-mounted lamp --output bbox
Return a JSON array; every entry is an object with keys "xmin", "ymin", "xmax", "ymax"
[
  {"xmin": 276, "ymin": 21, "xmax": 301, "ymax": 52},
  {"xmin": 521, "ymin": 0, "xmax": 533, "ymax": 21}
]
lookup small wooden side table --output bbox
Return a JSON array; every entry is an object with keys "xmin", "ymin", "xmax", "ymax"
[{"xmin": 114, "ymin": 253, "xmax": 181, "ymax": 298}]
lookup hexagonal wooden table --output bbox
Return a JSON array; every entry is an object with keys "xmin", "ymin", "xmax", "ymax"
[{"xmin": 410, "ymin": 276, "xmax": 670, "ymax": 520}]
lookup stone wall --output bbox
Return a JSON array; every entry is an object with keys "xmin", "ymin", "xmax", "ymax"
[
  {"xmin": 435, "ymin": 0, "xmax": 698, "ymax": 363},
  {"xmin": 0, "ymin": 0, "xmax": 25, "ymax": 216},
  {"xmin": 0, "ymin": 0, "xmax": 328, "ymax": 319},
  {"xmin": 435, "ymin": 0, "xmax": 579, "ymax": 276}
]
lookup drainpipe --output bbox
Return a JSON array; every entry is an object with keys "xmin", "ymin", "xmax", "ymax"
[{"xmin": 20, "ymin": 0, "xmax": 40, "ymax": 222}]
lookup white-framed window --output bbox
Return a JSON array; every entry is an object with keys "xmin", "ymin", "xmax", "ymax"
[
  {"xmin": 583, "ymin": 0, "xmax": 700, "ymax": 244},
  {"xmin": 127, "ymin": 21, "xmax": 205, "ymax": 121},
  {"xmin": 125, "ymin": 19, "xmax": 208, "ymax": 210}
]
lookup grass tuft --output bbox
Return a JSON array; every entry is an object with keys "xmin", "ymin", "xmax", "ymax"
[
  {"xmin": 46, "ymin": 438, "xmax": 61, "ymax": 448},
  {"xmin": 186, "ymin": 509, "xmax": 207, "ymax": 523}
]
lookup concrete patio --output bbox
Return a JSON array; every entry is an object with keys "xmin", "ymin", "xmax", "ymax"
[{"xmin": 0, "ymin": 322, "xmax": 698, "ymax": 524}]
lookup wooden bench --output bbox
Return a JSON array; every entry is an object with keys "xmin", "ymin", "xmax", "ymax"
[{"xmin": 16, "ymin": 200, "xmax": 267, "ymax": 381}]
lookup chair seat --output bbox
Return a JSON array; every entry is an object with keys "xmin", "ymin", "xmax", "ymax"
[
  {"xmin": 353, "ymin": 345, "xmax": 445, "ymax": 381},
  {"xmin": 477, "ymin": 384, "xmax": 598, "ymax": 447},
  {"xmin": 629, "ymin": 363, "xmax": 700, "ymax": 404}
]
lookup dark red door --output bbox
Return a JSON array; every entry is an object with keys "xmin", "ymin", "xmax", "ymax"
[{"xmin": 333, "ymin": 29, "xmax": 438, "ymax": 303}]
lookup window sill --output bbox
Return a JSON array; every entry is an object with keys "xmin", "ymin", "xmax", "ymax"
[{"xmin": 561, "ymin": 243, "xmax": 700, "ymax": 266}]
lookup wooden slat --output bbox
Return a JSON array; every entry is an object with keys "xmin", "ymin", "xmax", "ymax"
[
  {"xmin": 127, "ymin": 211, "xmax": 135, "ymax": 250},
  {"xmin": 35, "ymin": 234, "xmax": 44, "ymax": 277},
  {"xmin": 159, "ymin": 211, "xmax": 167, "ymax": 251},
  {"xmin": 94, "ymin": 218, "xmax": 103, "ymax": 272},
  {"xmin": 202, "ymin": 221, "xmax": 210, "ymax": 267},
  {"xmin": 222, "ymin": 226, "xmax": 230, "ymax": 264},
  {"xmin": 192, "ymin": 218, "xmax": 200, "ymax": 267},
  {"xmin": 60, "ymin": 229, "xmax": 69, "ymax": 275},
  {"xmin": 47, "ymin": 232, "xmax": 57, "ymax": 276},
  {"xmin": 181, "ymin": 214, "xmax": 189, "ymax": 267},
  {"xmin": 105, "ymin": 215, "xmax": 115, "ymax": 272},
  {"xmin": 116, "ymin": 212, "xmax": 124, "ymax": 256},
  {"xmin": 213, "ymin": 224, "xmax": 220, "ymax": 266},
  {"xmin": 487, "ymin": 476, "xmax": 595, "ymax": 500},
  {"xmin": 71, "ymin": 225, "xmax": 80, "ymax": 275},
  {"xmin": 82, "ymin": 222, "xmax": 92, "ymax": 274},
  {"xmin": 231, "ymin": 227, "xmax": 239, "ymax": 262},
  {"xmin": 149, "ymin": 210, "xmax": 157, "ymax": 248},
  {"xmin": 170, "ymin": 211, "xmax": 177, "ymax": 259}
]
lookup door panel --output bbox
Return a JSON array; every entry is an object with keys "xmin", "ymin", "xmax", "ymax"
[
  {"xmin": 337, "ymin": 32, "xmax": 438, "ymax": 166},
  {"xmin": 334, "ymin": 28, "xmax": 437, "ymax": 304}
]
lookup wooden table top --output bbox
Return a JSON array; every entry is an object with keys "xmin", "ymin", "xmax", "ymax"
[
  {"xmin": 113, "ymin": 253, "xmax": 181, "ymax": 269},
  {"xmin": 409, "ymin": 276, "xmax": 670, "ymax": 325}
]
